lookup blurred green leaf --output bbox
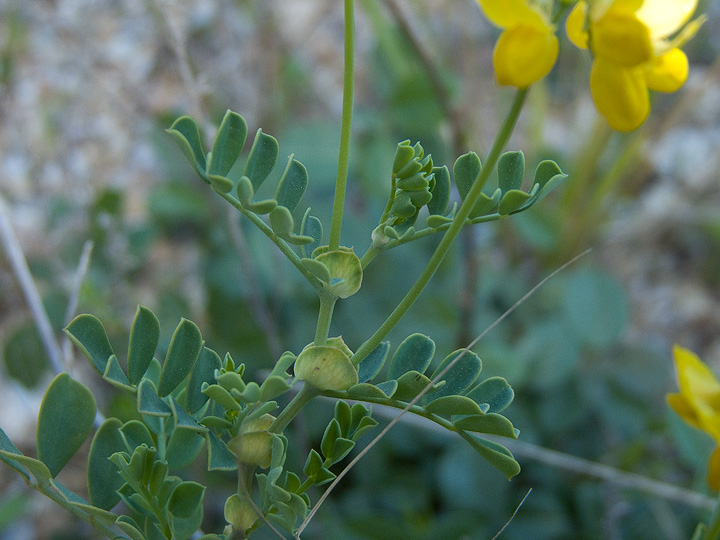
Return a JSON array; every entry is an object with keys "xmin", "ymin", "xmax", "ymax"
[
  {"xmin": 562, "ymin": 268, "xmax": 629, "ymax": 348},
  {"xmin": 2, "ymin": 322, "xmax": 48, "ymax": 388}
]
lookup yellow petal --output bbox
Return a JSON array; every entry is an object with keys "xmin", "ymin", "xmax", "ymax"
[
  {"xmin": 592, "ymin": 11, "xmax": 653, "ymax": 66},
  {"xmin": 493, "ymin": 25, "xmax": 558, "ymax": 88},
  {"xmin": 590, "ymin": 59, "xmax": 649, "ymax": 131},
  {"xmin": 566, "ymin": 2, "xmax": 589, "ymax": 49},
  {"xmin": 646, "ymin": 48, "xmax": 688, "ymax": 92},
  {"xmin": 708, "ymin": 446, "xmax": 720, "ymax": 491},
  {"xmin": 588, "ymin": 0, "xmax": 643, "ymax": 21},
  {"xmin": 636, "ymin": 0, "xmax": 698, "ymax": 40},
  {"xmin": 476, "ymin": 0, "xmax": 547, "ymax": 29},
  {"xmin": 667, "ymin": 393, "xmax": 703, "ymax": 431},
  {"xmin": 674, "ymin": 345, "xmax": 720, "ymax": 407}
]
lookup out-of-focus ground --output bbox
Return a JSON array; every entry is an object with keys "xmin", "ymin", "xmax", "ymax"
[{"xmin": 1, "ymin": 1, "xmax": 719, "ymax": 539}]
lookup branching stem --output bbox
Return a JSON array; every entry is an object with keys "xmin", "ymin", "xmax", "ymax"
[{"xmin": 351, "ymin": 89, "xmax": 528, "ymax": 365}]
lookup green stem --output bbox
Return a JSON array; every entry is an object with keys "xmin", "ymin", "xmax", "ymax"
[
  {"xmin": 360, "ymin": 213, "xmax": 507, "ymax": 269},
  {"xmin": 328, "ymin": 0, "xmax": 355, "ymax": 250},
  {"xmin": 157, "ymin": 417, "xmax": 167, "ymax": 461},
  {"xmin": 269, "ymin": 384, "xmax": 321, "ymax": 434},
  {"xmin": 30, "ymin": 481, "xmax": 119, "ymax": 539},
  {"xmin": 217, "ymin": 191, "xmax": 324, "ymax": 292},
  {"xmin": 314, "ymin": 292, "xmax": 338, "ymax": 345},
  {"xmin": 351, "ymin": 89, "xmax": 528, "ymax": 365}
]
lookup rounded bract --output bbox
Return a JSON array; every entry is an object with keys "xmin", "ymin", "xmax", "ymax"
[{"xmin": 294, "ymin": 345, "xmax": 358, "ymax": 391}]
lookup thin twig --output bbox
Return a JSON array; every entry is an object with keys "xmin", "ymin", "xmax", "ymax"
[
  {"xmin": 491, "ymin": 489, "xmax": 532, "ymax": 540},
  {"xmin": 62, "ymin": 240, "xmax": 94, "ymax": 365},
  {"xmin": 362, "ymin": 403, "xmax": 715, "ymax": 511},
  {"xmin": 0, "ymin": 194, "xmax": 65, "ymax": 375},
  {"xmin": 296, "ymin": 250, "xmax": 591, "ymax": 536},
  {"xmin": 155, "ymin": 0, "xmax": 206, "ymax": 125}
]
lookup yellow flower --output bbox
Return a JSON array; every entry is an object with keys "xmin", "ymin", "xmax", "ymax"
[
  {"xmin": 476, "ymin": 0, "xmax": 559, "ymax": 88},
  {"xmin": 667, "ymin": 345, "xmax": 720, "ymax": 490},
  {"xmin": 566, "ymin": 0, "xmax": 705, "ymax": 131}
]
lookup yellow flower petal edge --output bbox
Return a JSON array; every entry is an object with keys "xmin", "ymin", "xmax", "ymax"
[
  {"xmin": 645, "ymin": 48, "xmax": 688, "ymax": 92},
  {"xmin": 476, "ymin": 0, "xmax": 545, "ymax": 29},
  {"xmin": 589, "ymin": 59, "xmax": 649, "ymax": 131},
  {"xmin": 667, "ymin": 392, "xmax": 703, "ymax": 431},
  {"xmin": 636, "ymin": 0, "xmax": 698, "ymax": 39},
  {"xmin": 493, "ymin": 25, "xmax": 559, "ymax": 88},
  {"xmin": 669, "ymin": 345, "xmax": 720, "ymax": 490},
  {"xmin": 673, "ymin": 345, "xmax": 720, "ymax": 407},
  {"xmin": 566, "ymin": 2, "xmax": 589, "ymax": 49}
]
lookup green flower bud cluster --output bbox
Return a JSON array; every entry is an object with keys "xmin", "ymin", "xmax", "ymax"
[{"xmin": 388, "ymin": 140, "xmax": 435, "ymax": 228}]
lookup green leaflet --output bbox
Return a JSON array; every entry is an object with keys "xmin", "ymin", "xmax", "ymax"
[
  {"xmin": 466, "ymin": 377, "xmax": 514, "ymax": 414},
  {"xmin": 128, "ymin": 306, "xmax": 160, "ymax": 385},
  {"xmin": 453, "ymin": 413, "xmax": 518, "ymax": 438},
  {"xmin": 88, "ymin": 418, "xmax": 126, "ymax": 510},
  {"xmin": 165, "ymin": 115, "xmax": 207, "ymax": 181},
  {"xmin": 463, "ymin": 434, "xmax": 520, "ymax": 480},
  {"xmin": 157, "ymin": 318, "xmax": 203, "ymax": 398},
  {"xmin": 64, "ymin": 314, "xmax": 115, "ymax": 375},
  {"xmin": 423, "ymin": 350, "xmax": 482, "ymax": 405},
  {"xmin": 427, "ymin": 165, "xmax": 450, "ymax": 216},
  {"xmin": 37, "ymin": 373, "xmax": 97, "ymax": 477},
  {"xmin": 275, "ymin": 157, "xmax": 308, "ymax": 213},
  {"xmin": 387, "ymin": 333, "xmax": 435, "ymax": 380},
  {"xmin": 206, "ymin": 109, "xmax": 247, "ymax": 178},
  {"xmin": 357, "ymin": 341, "xmax": 390, "ymax": 383},
  {"xmin": 166, "ymin": 429, "xmax": 205, "ymax": 470},
  {"xmin": 497, "ymin": 150, "xmax": 525, "ymax": 193},
  {"xmin": 244, "ymin": 128, "xmax": 279, "ymax": 190},
  {"xmin": 186, "ymin": 346, "xmax": 222, "ymax": 414}
]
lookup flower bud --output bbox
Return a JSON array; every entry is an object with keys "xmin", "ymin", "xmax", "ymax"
[
  {"xmin": 227, "ymin": 414, "xmax": 276, "ymax": 469},
  {"xmin": 224, "ymin": 494, "xmax": 258, "ymax": 536},
  {"xmin": 294, "ymin": 345, "xmax": 358, "ymax": 391},
  {"xmin": 315, "ymin": 249, "xmax": 362, "ymax": 298}
]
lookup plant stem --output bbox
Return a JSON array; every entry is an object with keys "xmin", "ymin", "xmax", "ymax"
[
  {"xmin": 314, "ymin": 292, "xmax": 338, "ymax": 346},
  {"xmin": 351, "ymin": 89, "xmax": 528, "ymax": 365},
  {"xmin": 217, "ymin": 191, "xmax": 324, "ymax": 292},
  {"xmin": 328, "ymin": 0, "xmax": 355, "ymax": 250},
  {"xmin": 269, "ymin": 384, "xmax": 320, "ymax": 434}
]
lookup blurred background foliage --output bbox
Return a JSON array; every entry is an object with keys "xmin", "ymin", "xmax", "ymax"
[{"xmin": 0, "ymin": 0, "xmax": 719, "ymax": 539}]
